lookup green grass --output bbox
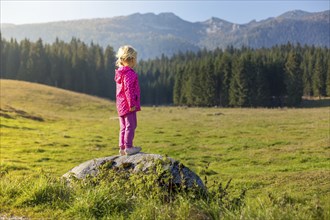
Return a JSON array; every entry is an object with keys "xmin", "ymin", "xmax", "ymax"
[{"xmin": 1, "ymin": 79, "xmax": 329, "ymax": 219}]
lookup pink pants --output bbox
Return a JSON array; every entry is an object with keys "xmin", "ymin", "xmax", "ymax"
[{"xmin": 119, "ymin": 111, "xmax": 137, "ymax": 150}]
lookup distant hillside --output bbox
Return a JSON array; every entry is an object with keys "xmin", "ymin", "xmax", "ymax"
[{"xmin": 1, "ymin": 10, "xmax": 329, "ymax": 59}]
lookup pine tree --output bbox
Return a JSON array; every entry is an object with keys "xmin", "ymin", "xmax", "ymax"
[
  {"xmin": 229, "ymin": 54, "xmax": 249, "ymax": 107},
  {"xmin": 4, "ymin": 38, "xmax": 20, "ymax": 79},
  {"xmin": 216, "ymin": 52, "xmax": 232, "ymax": 107},
  {"xmin": 173, "ymin": 66, "xmax": 184, "ymax": 105},
  {"xmin": 190, "ymin": 62, "xmax": 204, "ymax": 106},
  {"xmin": 86, "ymin": 42, "xmax": 100, "ymax": 95},
  {"xmin": 48, "ymin": 38, "xmax": 62, "ymax": 87},
  {"xmin": 284, "ymin": 50, "xmax": 303, "ymax": 106},
  {"xmin": 104, "ymin": 46, "xmax": 116, "ymax": 99},
  {"xmin": 253, "ymin": 53, "xmax": 270, "ymax": 106},
  {"xmin": 199, "ymin": 56, "xmax": 216, "ymax": 106},
  {"xmin": 302, "ymin": 51, "xmax": 314, "ymax": 97},
  {"xmin": 0, "ymin": 36, "xmax": 8, "ymax": 78},
  {"xmin": 185, "ymin": 63, "xmax": 198, "ymax": 106},
  {"xmin": 61, "ymin": 42, "xmax": 74, "ymax": 90},
  {"xmin": 326, "ymin": 55, "xmax": 330, "ymax": 97},
  {"xmin": 179, "ymin": 64, "xmax": 190, "ymax": 105},
  {"xmin": 93, "ymin": 44, "xmax": 107, "ymax": 97},
  {"xmin": 312, "ymin": 49, "xmax": 327, "ymax": 98},
  {"xmin": 17, "ymin": 39, "xmax": 32, "ymax": 81},
  {"xmin": 26, "ymin": 39, "xmax": 50, "ymax": 84}
]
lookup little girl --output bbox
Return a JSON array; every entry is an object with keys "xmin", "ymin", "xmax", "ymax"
[{"xmin": 115, "ymin": 45, "xmax": 142, "ymax": 156}]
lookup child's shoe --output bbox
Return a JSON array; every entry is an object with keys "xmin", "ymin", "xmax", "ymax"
[
  {"xmin": 125, "ymin": 146, "xmax": 142, "ymax": 155},
  {"xmin": 119, "ymin": 149, "xmax": 126, "ymax": 156}
]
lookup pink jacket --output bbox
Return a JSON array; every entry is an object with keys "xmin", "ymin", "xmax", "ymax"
[{"xmin": 115, "ymin": 66, "xmax": 141, "ymax": 116}]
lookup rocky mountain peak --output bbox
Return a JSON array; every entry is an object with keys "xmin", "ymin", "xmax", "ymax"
[
  {"xmin": 277, "ymin": 10, "xmax": 312, "ymax": 20},
  {"xmin": 1, "ymin": 10, "xmax": 328, "ymax": 60}
]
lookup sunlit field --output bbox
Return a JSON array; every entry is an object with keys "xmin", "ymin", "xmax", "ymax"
[{"xmin": 1, "ymin": 80, "xmax": 329, "ymax": 219}]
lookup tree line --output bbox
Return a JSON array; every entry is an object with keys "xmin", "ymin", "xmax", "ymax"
[
  {"xmin": 1, "ymin": 35, "xmax": 117, "ymax": 99},
  {"xmin": 137, "ymin": 45, "xmax": 329, "ymax": 107},
  {"xmin": 1, "ymin": 34, "xmax": 329, "ymax": 107}
]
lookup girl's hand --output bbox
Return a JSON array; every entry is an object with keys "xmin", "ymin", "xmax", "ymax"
[{"xmin": 130, "ymin": 106, "xmax": 136, "ymax": 112}]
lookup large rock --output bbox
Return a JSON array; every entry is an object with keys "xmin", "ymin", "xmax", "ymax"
[{"xmin": 63, "ymin": 153, "xmax": 205, "ymax": 190}]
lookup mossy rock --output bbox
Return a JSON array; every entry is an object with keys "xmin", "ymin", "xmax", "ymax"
[{"xmin": 63, "ymin": 153, "xmax": 205, "ymax": 190}]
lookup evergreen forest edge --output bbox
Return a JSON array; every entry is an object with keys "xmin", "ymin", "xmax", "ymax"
[{"xmin": 1, "ymin": 34, "xmax": 329, "ymax": 107}]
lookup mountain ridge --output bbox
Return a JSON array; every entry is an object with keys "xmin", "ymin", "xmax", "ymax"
[{"xmin": 1, "ymin": 10, "xmax": 329, "ymax": 59}]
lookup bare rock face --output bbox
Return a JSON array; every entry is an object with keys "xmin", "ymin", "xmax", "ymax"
[{"xmin": 63, "ymin": 153, "xmax": 205, "ymax": 190}]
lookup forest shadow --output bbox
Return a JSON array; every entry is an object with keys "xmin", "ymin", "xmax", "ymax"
[{"xmin": 300, "ymin": 98, "xmax": 330, "ymax": 108}]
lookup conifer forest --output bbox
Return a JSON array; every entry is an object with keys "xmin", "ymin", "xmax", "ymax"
[{"xmin": 1, "ymin": 35, "xmax": 329, "ymax": 107}]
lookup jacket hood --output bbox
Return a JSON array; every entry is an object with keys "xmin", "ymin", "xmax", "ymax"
[{"xmin": 115, "ymin": 66, "xmax": 132, "ymax": 83}]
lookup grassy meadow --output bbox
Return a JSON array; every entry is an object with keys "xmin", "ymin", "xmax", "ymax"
[{"xmin": 0, "ymin": 79, "xmax": 329, "ymax": 219}]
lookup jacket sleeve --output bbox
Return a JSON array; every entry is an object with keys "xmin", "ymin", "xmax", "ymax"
[{"xmin": 123, "ymin": 71, "xmax": 137, "ymax": 109}]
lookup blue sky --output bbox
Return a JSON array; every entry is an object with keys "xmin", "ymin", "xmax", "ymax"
[{"xmin": 1, "ymin": 0, "xmax": 329, "ymax": 25}]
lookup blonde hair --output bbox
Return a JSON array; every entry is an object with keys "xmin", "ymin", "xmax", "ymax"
[{"xmin": 116, "ymin": 45, "xmax": 137, "ymax": 67}]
